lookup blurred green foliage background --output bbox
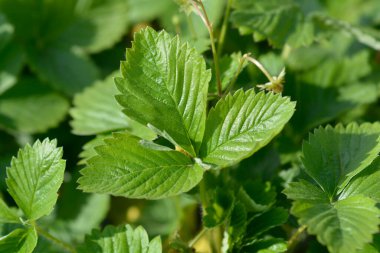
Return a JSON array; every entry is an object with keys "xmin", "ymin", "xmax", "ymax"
[{"xmin": 1, "ymin": 0, "xmax": 380, "ymax": 252}]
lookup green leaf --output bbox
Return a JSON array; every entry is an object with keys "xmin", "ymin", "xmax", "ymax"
[
  {"xmin": 78, "ymin": 132, "xmax": 204, "ymax": 199},
  {"xmin": 70, "ymin": 72, "xmax": 156, "ymax": 138},
  {"xmin": 128, "ymin": 0, "xmax": 174, "ymax": 23},
  {"xmin": 314, "ymin": 14, "xmax": 380, "ymax": 50},
  {"xmin": 80, "ymin": 224, "xmax": 162, "ymax": 253},
  {"xmin": 0, "ymin": 13, "xmax": 13, "ymax": 50},
  {"xmin": 203, "ymin": 188, "xmax": 235, "ymax": 228},
  {"xmin": 70, "ymin": 73, "xmax": 130, "ymax": 135},
  {"xmin": 27, "ymin": 45, "xmax": 99, "ymax": 95},
  {"xmin": 242, "ymin": 238, "xmax": 287, "ymax": 253},
  {"xmin": 245, "ymin": 207, "xmax": 288, "ymax": 240},
  {"xmin": 340, "ymin": 158, "xmax": 380, "ymax": 202},
  {"xmin": 6, "ymin": 139, "xmax": 66, "ymax": 220},
  {"xmin": 0, "ymin": 43, "xmax": 24, "ymax": 95},
  {"xmin": 0, "ymin": 199, "xmax": 20, "ymax": 224},
  {"xmin": 302, "ymin": 123, "xmax": 380, "ymax": 196},
  {"xmin": 115, "ymin": 27, "xmax": 211, "ymax": 156},
  {"xmin": 231, "ymin": 0, "xmax": 314, "ymax": 48},
  {"xmin": 238, "ymin": 180, "xmax": 277, "ymax": 213},
  {"xmin": 0, "ymin": 78, "xmax": 69, "ymax": 134},
  {"xmin": 228, "ymin": 202, "xmax": 247, "ymax": 242},
  {"xmin": 285, "ymin": 181, "xmax": 380, "ymax": 253},
  {"xmin": 0, "ymin": 227, "xmax": 37, "ymax": 253},
  {"xmin": 200, "ymin": 90, "xmax": 295, "ymax": 168},
  {"xmin": 59, "ymin": 0, "xmax": 129, "ymax": 53}
]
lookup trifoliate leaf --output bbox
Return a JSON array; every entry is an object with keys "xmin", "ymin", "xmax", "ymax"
[
  {"xmin": 302, "ymin": 123, "xmax": 380, "ymax": 197},
  {"xmin": 0, "ymin": 78, "xmax": 69, "ymax": 134},
  {"xmin": 80, "ymin": 224, "xmax": 161, "ymax": 253},
  {"xmin": 70, "ymin": 73, "xmax": 130, "ymax": 135},
  {"xmin": 0, "ymin": 199, "xmax": 19, "ymax": 224},
  {"xmin": 285, "ymin": 180, "xmax": 380, "ymax": 253},
  {"xmin": 27, "ymin": 45, "xmax": 99, "ymax": 95},
  {"xmin": 339, "ymin": 158, "xmax": 380, "ymax": 202},
  {"xmin": 0, "ymin": 227, "xmax": 37, "ymax": 253},
  {"xmin": 6, "ymin": 139, "xmax": 66, "ymax": 220},
  {"xmin": 200, "ymin": 89, "xmax": 295, "ymax": 168},
  {"xmin": 78, "ymin": 132, "xmax": 204, "ymax": 199},
  {"xmin": 115, "ymin": 27, "xmax": 211, "ymax": 156}
]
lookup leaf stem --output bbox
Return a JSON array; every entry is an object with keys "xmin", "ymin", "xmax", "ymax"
[
  {"xmin": 34, "ymin": 223, "xmax": 76, "ymax": 253},
  {"xmin": 188, "ymin": 227, "xmax": 208, "ymax": 248},
  {"xmin": 217, "ymin": 0, "xmax": 233, "ymax": 57},
  {"xmin": 191, "ymin": 0, "xmax": 222, "ymax": 96},
  {"xmin": 245, "ymin": 55, "xmax": 275, "ymax": 83},
  {"xmin": 287, "ymin": 225, "xmax": 306, "ymax": 252}
]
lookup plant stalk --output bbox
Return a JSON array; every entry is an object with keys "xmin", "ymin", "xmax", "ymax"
[
  {"xmin": 217, "ymin": 0, "xmax": 233, "ymax": 57},
  {"xmin": 287, "ymin": 225, "xmax": 306, "ymax": 252},
  {"xmin": 188, "ymin": 227, "xmax": 208, "ymax": 248},
  {"xmin": 35, "ymin": 223, "xmax": 76, "ymax": 253},
  {"xmin": 245, "ymin": 55, "xmax": 275, "ymax": 83},
  {"xmin": 191, "ymin": 0, "xmax": 222, "ymax": 96}
]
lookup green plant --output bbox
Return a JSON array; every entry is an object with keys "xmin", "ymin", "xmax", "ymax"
[{"xmin": 1, "ymin": 0, "xmax": 380, "ymax": 253}]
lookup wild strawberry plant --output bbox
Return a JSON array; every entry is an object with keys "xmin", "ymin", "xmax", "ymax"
[{"xmin": 1, "ymin": 0, "xmax": 380, "ymax": 253}]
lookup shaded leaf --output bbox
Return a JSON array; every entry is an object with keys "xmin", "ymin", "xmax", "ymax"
[
  {"xmin": 203, "ymin": 189, "xmax": 235, "ymax": 228},
  {"xmin": 302, "ymin": 123, "xmax": 380, "ymax": 196},
  {"xmin": 70, "ymin": 73, "xmax": 130, "ymax": 135},
  {"xmin": 27, "ymin": 45, "xmax": 99, "ymax": 95},
  {"xmin": 59, "ymin": 0, "xmax": 129, "ymax": 53},
  {"xmin": 0, "ymin": 78, "xmax": 69, "ymax": 134},
  {"xmin": 285, "ymin": 181, "xmax": 380, "ymax": 253},
  {"xmin": 340, "ymin": 158, "xmax": 380, "ymax": 202}
]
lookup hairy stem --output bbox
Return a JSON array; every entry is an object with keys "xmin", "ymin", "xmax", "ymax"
[
  {"xmin": 188, "ymin": 227, "xmax": 208, "ymax": 248},
  {"xmin": 287, "ymin": 225, "xmax": 307, "ymax": 252},
  {"xmin": 191, "ymin": 0, "xmax": 222, "ymax": 96},
  {"xmin": 217, "ymin": 0, "xmax": 233, "ymax": 57},
  {"xmin": 34, "ymin": 223, "xmax": 76, "ymax": 253},
  {"xmin": 245, "ymin": 55, "xmax": 275, "ymax": 83}
]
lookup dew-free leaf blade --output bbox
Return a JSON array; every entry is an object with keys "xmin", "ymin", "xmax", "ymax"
[
  {"xmin": 80, "ymin": 224, "xmax": 161, "ymax": 253},
  {"xmin": 0, "ymin": 198, "xmax": 20, "ymax": 224},
  {"xmin": 115, "ymin": 27, "xmax": 211, "ymax": 156},
  {"xmin": 285, "ymin": 181, "xmax": 380, "ymax": 253},
  {"xmin": 200, "ymin": 90, "xmax": 295, "ymax": 168},
  {"xmin": 0, "ymin": 227, "xmax": 37, "ymax": 253},
  {"xmin": 78, "ymin": 132, "xmax": 204, "ymax": 199},
  {"xmin": 6, "ymin": 139, "xmax": 66, "ymax": 220},
  {"xmin": 59, "ymin": 0, "xmax": 129, "ymax": 53},
  {"xmin": 339, "ymin": 158, "xmax": 380, "ymax": 202},
  {"xmin": 302, "ymin": 123, "xmax": 380, "ymax": 196},
  {"xmin": 0, "ymin": 78, "xmax": 69, "ymax": 134}
]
